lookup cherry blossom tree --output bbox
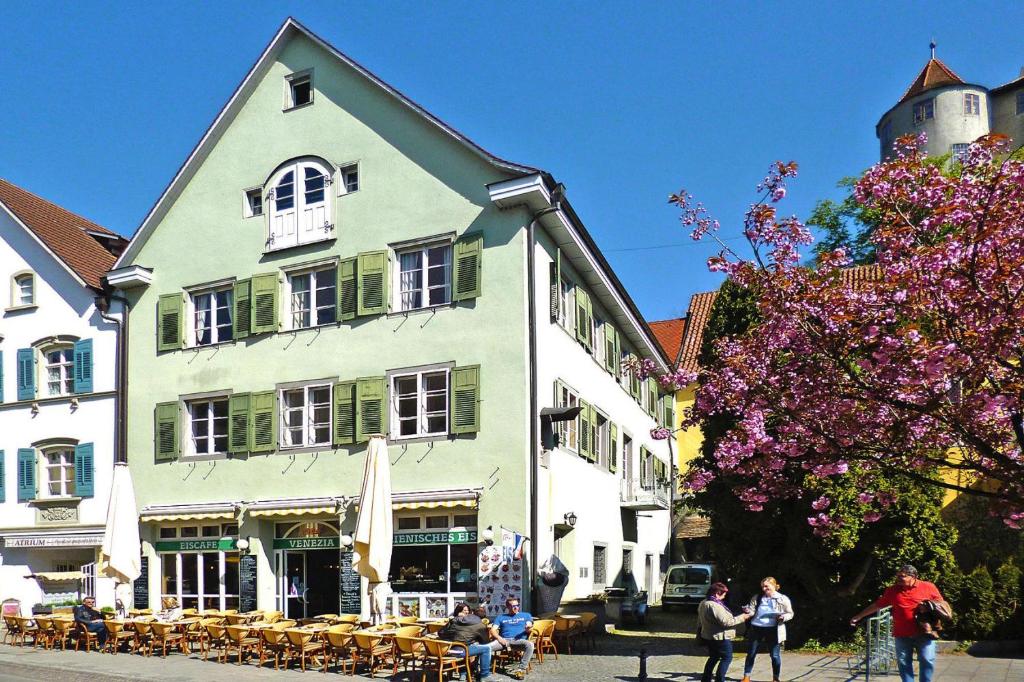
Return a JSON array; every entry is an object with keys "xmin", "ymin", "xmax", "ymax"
[{"xmin": 662, "ymin": 134, "xmax": 1024, "ymax": 531}]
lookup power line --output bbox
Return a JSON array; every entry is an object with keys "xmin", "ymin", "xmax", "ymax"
[{"xmin": 604, "ymin": 235, "xmax": 746, "ymax": 253}]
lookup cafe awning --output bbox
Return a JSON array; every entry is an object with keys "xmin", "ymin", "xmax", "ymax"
[
  {"xmin": 247, "ymin": 497, "xmax": 341, "ymax": 518},
  {"xmin": 140, "ymin": 501, "xmax": 236, "ymax": 522},
  {"xmin": 244, "ymin": 489, "xmax": 480, "ymax": 517},
  {"xmin": 2, "ymin": 527, "xmax": 104, "ymax": 548},
  {"xmin": 27, "ymin": 571, "xmax": 83, "ymax": 581}
]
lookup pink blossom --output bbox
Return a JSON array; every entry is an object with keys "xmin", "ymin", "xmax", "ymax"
[{"xmin": 811, "ymin": 495, "xmax": 831, "ymax": 511}]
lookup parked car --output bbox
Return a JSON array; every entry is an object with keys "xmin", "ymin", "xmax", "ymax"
[{"xmin": 661, "ymin": 563, "xmax": 714, "ymax": 610}]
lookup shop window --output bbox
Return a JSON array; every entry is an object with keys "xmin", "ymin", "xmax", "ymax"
[
  {"xmin": 450, "ymin": 543, "xmax": 478, "ymax": 593},
  {"xmin": 180, "ymin": 526, "xmax": 199, "ymax": 538},
  {"xmin": 397, "ymin": 517, "xmax": 421, "ymax": 530},
  {"xmin": 453, "ymin": 514, "xmax": 476, "ymax": 527},
  {"xmin": 426, "ymin": 515, "xmax": 448, "ymax": 529},
  {"xmin": 159, "ymin": 527, "xmax": 177, "ymax": 539},
  {"xmin": 201, "ymin": 525, "xmax": 221, "ymax": 537},
  {"xmin": 222, "ymin": 524, "xmax": 239, "ymax": 536},
  {"xmin": 390, "ymin": 544, "xmax": 448, "ymax": 593}
]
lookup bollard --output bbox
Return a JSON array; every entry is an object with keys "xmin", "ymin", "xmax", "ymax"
[{"xmin": 638, "ymin": 647, "xmax": 648, "ymax": 681}]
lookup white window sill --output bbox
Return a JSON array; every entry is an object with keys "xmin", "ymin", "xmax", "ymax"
[
  {"xmin": 28, "ymin": 497, "xmax": 83, "ymax": 507},
  {"xmin": 387, "ymin": 302, "xmax": 454, "ymax": 318},
  {"xmin": 278, "ymin": 443, "xmax": 334, "ymax": 455},
  {"xmin": 264, "ymin": 234, "xmax": 335, "ymax": 254},
  {"xmin": 4, "ymin": 304, "xmax": 38, "ymax": 313},
  {"xmin": 282, "ymin": 101, "xmax": 314, "ymax": 113},
  {"xmin": 188, "ymin": 339, "xmax": 237, "ymax": 351},
  {"xmin": 390, "ymin": 433, "xmax": 450, "ymax": 445}
]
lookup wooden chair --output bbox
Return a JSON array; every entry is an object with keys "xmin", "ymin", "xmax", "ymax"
[
  {"xmin": 221, "ymin": 609, "xmax": 239, "ymax": 615},
  {"xmin": 181, "ymin": 608, "xmax": 199, "ymax": 617},
  {"xmin": 51, "ymin": 618, "xmax": 75, "ymax": 650},
  {"xmin": 421, "ymin": 639, "xmax": 473, "ymax": 682},
  {"xmin": 270, "ymin": 619, "xmax": 298, "ymax": 630},
  {"xmin": 332, "ymin": 614, "xmax": 360, "ymax": 625},
  {"xmin": 396, "ymin": 616, "xmax": 419, "ymax": 625},
  {"xmin": 150, "ymin": 621, "xmax": 187, "ymax": 657},
  {"xmin": 351, "ymin": 631, "xmax": 393, "ymax": 675},
  {"xmin": 203, "ymin": 622, "xmax": 228, "ymax": 662},
  {"xmin": 11, "ymin": 616, "xmax": 39, "ymax": 647},
  {"xmin": 577, "ymin": 612, "xmax": 599, "ymax": 650},
  {"xmin": 284, "ymin": 628, "xmax": 324, "ymax": 672},
  {"xmin": 315, "ymin": 613, "xmax": 339, "ymax": 621},
  {"xmin": 104, "ymin": 620, "xmax": 135, "ymax": 654},
  {"xmin": 223, "ymin": 625, "xmax": 259, "ymax": 665},
  {"xmin": 187, "ymin": 617, "xmax": 219, "ymax": 654},
  {"xmin": 74, "ymin": 620, "xmax": 100, "ymax": 652},
  {"xmin": 32, "ymin": 615, "xmax": 55, "ymax": 649},
  {"xmin": 530, "ymin": 619, "xmax": 557, "ymax": 663},
  {"xmin": 323, "ymin": 626, "xmax": 356, "ymax": 674},
  {"xmin": 425, "ymin": 621, "xmax": 447, "ymax": 635},
  {"xmin": 132, "ymin": 620, "xmax": 154, "ymax": 656},
  {"xmin": 258, "ymin": 627, "xmax": 290, "ymax": 670},
  {"xmin": 224, "ymin": 613, "xmax": 251, "ymax": 626},
  {"xmin": 2, "ymin": 615, "xmax": 18, "ymax": 646},
  {"xmin": 552, "ymin": 616, "xmax": 581, "ymax": 654},
  {"xmin": 261, "ymin": 610, "xmax": 282, "ymax": 624},
  {"xmin": 391, "ymin": 634, "xmax": 426, "ymax": 678}
]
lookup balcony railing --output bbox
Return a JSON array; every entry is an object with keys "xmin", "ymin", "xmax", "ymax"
[{"xmin": 619, "ymin": 479, "xmax": 670, "ymax": 510}]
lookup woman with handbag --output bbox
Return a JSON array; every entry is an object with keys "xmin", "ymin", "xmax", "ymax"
[
  {"xmin": 741, "ymin": 577, "xmax": 794, "ymax": 682},
  {"xmin": 697, "ymin": 582, "xmax": 753, "ymax": 682}
]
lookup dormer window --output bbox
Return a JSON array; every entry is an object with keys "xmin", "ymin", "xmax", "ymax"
[
  {"xmin": 285, "ymin": 70, "xmax": 313, "ymax": 110},
  {"xmin": 266, "ymin": 158, "xmax": 334, "ymax": 251},
  {"xmin": 244, "ymin": 188, "xmax": 263, "ymax": 217}
]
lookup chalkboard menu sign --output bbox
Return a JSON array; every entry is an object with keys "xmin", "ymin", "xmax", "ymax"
[
  {"xmin": 134, "ymin": 556, "xmax": 149, "ymax": 609},
  {"xmin": 238, "ymin": 554, "xmax": 258, "ymax": 613},
  {"xmin": 339, "ymin": 549, "xmax": 361, "ymax": 614}
]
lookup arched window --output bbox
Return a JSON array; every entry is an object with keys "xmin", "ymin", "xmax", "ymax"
[
  {"xmin": 12, "ymin": 271, "xmax": 35, "ymax": 307},
  {"xmin": 266, "ymin": 158, "xmax": 333, "ymax": 250}
]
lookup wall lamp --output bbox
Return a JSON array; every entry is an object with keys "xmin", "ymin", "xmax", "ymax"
[
  {"xmin": 481, "ymin": 526, "xmax": 495, "ymax": 546},
  {"xmin": 234, "ymin": 537, "xmax": 251, "ymax": 554},
  {"xmin": 563, "ymin": 512, "xmax": 577, "ymax": 528},
  {"xmin": 341, "ymin": 534, "xmax": 354, "ymax": 548}
]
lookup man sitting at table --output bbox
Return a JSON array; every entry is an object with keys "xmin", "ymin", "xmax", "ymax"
[
  {"xmin": 73, "ymin": 596, "xmax": 108, "ymax": 647},
  {"xmin": 439, "ymin": 602, "xmax": 500, "ymax": 681},
  {"xmin": 490, "ymin": 598, "xmax": 534, "ymax": 679}
]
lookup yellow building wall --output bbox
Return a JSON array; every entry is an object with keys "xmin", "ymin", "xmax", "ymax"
[{"xmin": 675, "ymin": 383, "xmax": 704, "ymax": 491}]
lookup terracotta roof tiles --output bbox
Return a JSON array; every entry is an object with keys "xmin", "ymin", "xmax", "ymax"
[
  {"xmin": 0, "ymin": 179, "xmax": 125, "ymax": 290},
  {"xmin": 898, "ymin": 58, "xmax": 965, "ymax": 105},
  {"xmin": 678, "ymin": 291, "xmax": 719, "ymax": 373},
  {"xmin": 648, "ymin": 317, "xmax": 687, "ymax": 366}
]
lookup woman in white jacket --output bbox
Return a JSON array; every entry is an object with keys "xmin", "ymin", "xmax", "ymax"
[{"xmin": 741, "ymin": 577, "xmax": 794, "ymax": 682}]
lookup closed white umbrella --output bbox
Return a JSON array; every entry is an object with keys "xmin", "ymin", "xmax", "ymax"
[
  {"xmin": 99, "ymin": 462, "xmax": 141, "ymax": 614},
  {"xmin": 352, "ymin": 436, "xmax": 393, "ymax": 623}
]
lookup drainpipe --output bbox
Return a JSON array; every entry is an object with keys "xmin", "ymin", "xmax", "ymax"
[
  {"xmin": 95, "ymin": 290, "xmax": 130, "ymax": 464},
  {"xmin": 527, "ymin": 187, "xmax": 564, "ymax": 613}
]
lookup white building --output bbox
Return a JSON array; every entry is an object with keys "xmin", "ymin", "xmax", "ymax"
[
  {"xmin": 0, "ymin": 179, "xmax": 126, "ymax": 613},
  {"xmin": 877, "ymin": 45, "xmax": 1024, "ymax": 160}
]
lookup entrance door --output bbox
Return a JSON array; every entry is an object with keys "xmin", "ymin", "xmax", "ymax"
[
  {"xmin": 304, "ymin": 550, "xmax": 340, "ymax": 616},
  {"xmin": 284, "ymin": 551, "xmax": 306, "ymax": 619}
]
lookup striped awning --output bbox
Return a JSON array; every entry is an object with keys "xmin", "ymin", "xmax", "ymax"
[
  {"xmin": 393, "ymin": 499, "xmax": 477, "ymax": 510},
  {"xmin": 143, "ymin": 511, "xmax": 234, "ymax": 522},
  {"xmin": 28, "ymin": 571, "xmax": 83, "ymax": 581},
  {"xmin": 250, "ymin": 506, "xmax": 336, "ymax": 518},
  {"xmin": 140, "ymin": 502, "xmax": 236, "ymax": 523}
]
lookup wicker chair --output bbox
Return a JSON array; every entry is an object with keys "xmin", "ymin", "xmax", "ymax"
[
  {"xmin": 203, "ymin": 622, "xmax": 228, "ymax": 662},
  {"xmin": 2, "ymin": 615, "xmax": 18, "ymax": 646},
  {"xmin": 150, "ymin": 621, "xmax": 187, "ymax": 657},
  {"xmin": 284, "ymin": 628, "xmax": 324, "ymax": 672},
  {"xmin": 224, "ymin": 613, "xmax": 251, "ymax": 626},
  {"xmin": 270, "ymin": 619, "xmax": 298, "ymax": 630},
  {"xmin": 32, "ymin": 615, "xmax": 55, "ymax": 649},
  {"xmin": 351, "ymin": 631, "xmax": 393, "ymax": 675},
  {"xmin": 332, "ymin": 614, "xmax": 360, "ymax": 625},
  {"xmin": 425, "ymin": 621, "xmax": 448, "ymax": 635},
  {"xmin": 104, "ymin": 620, "xmax": 135, "ymax": 654},
  {"xmin": 223, "ymin": 625, "xmax": 259, "ymax": 665},
  {"xmin": 187, "ymin": 617, "xmax": 220, "ymax": 654},
  {"xmin": 260, "ymin": 610, "xmax": 282, "ymax": 624},
  {"xmin": 552, "ymin": 616, "xmax": 582, "ymax": 654},
  {"xmin": 74, "ymin": 620, "xmax": 100, "ymax": 652},
  {"xmin": 51, "ymin": 618, "xmax": 75, "ymax": 650},
  {"xmin": 392, "ymin": 634, "xmax": 427, "ymax": 678},
  {"xmin": 577, "ymin": 612, "xmax": 599, "ymax": 650},
  {"xmin": 258, "ymin": 627, "xmax": 290, "ymax": 670},
  {"xmin": 323, "ymin": 626, "xmax": 356, "ymax": 674},
  {"xmin": 11, "ymin": 616, "xmax": 39, "ymax": 648},
  {"xmin": 530, "ymin": 619, "xmax": 557, "ymax": 663},
  {"xmin": 421, "ymin": 639, "xmax": 473, "ymax": 682},
  {"xmin": 132, "ymin": 620, "xmax": 154, "ymax": 656}
]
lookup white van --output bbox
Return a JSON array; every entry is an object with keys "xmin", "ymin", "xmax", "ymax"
[{"xmin": 662, "ymin": 563, "xmax": 714, "ymax": 610}]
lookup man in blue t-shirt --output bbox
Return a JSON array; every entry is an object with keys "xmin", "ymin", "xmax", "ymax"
[{"xmin": 490, "ymin": 598, "xmax": 534, "ymax": 679}]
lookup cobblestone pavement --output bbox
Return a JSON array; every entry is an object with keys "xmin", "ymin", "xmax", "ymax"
[{"xmin": 1, "ymin": 637, "xmax": 1021, "ymax": 682}]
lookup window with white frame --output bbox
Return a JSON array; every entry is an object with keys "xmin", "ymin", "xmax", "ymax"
[
  {"xmin": 44, "ymin": 346, "xmax": 75, "ymax": 396},
  {"xmin": 395, "ymin": 243, "xmax": 452, "ymax": 311},
  {"xmin": 558, "ymin": 278, "xmax": 574, "ymax": 330},
  {"xmin": 13, "ymin": 272, "xmax": 34, "ymax": 306},
  {"xmin": 913, "ymin": 99, "xmax": 934, "ymax": 124},
  {"xmin": 964, "ymin": 93, "xmax": 981, "ymax": 115},
  {"xmin": 339, "ymin": 163, "xmax": 359, "ymax": 193},
  {"xmin": 43, "ymin": 447, "xmax": 76, "ymax": 498},
  {"xmin": 188, "ymin": 398, "xmax": 229, "ymax": 456},
  {"xmin": 280, "ymin": 384, "xmax": 332, "ymax": 448},
  {"xmin": 595, "ymin": 412, "xmax": 609, "ymax": 468},
  {"xmin": 244, "ymin": 188, "xmax": 263, "ymax": 217},
  {"xmin": 557, "ymin": 383, "xmax": 579, "ymax": 451},
  {"xmin": 593, "ymin": 317, "xmax": 606, "ymax": 367},
  {"xmin": 285, "ymin": 71, "xmax": 313, "ymax": 109},
  {"xmin": 593, "ymin": 545, "xmax": 607, "ymax": 587},
  {"xmin": 951, "ymin": 143, "xmax": 970, "ymax": 163},
  {"xmin": 191, "ymin": 286, "xmax": 233, "ymax": 346},
  {"xmin": 622, "ymin": 434, "xmax": 633, "ymax": 483},
  {"xmin": 288, "ymin": 266, "xmax": 337, "ymax": 328},
  {"xmin": 391, "ymin": 369, "xmax": 448, "ymax": 438},
  {"xmin": 266, "ymin": 158, "xmax": 333, "ymax": 250}
]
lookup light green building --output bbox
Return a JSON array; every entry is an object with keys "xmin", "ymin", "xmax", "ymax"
[{"xmin": 109, "ymin": 18, "xmax": 673, "ymax": 619}]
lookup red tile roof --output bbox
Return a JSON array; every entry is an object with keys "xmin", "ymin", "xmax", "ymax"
[
  {"xmin": 898, "ymin": 58, "xmax": 965, "ymax": 105},
  {"xmin": 648, "ymin": 317, "xmax": 687, "ymax": 366},
  {"xmin": 678, "ymin": 291, "xmax": 719, "ymax": 373},
  {"xmin": 0, "ymin": 179, "xmax": 125, "ymax": 290}
]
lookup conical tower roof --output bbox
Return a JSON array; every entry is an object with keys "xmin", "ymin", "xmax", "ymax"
[{"xmin": 898, "ymin": 57, "xmax": 965, "ymax": 104}]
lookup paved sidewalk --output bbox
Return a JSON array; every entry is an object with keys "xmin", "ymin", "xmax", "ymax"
[{"xmin": 1, "ymin": 641, "xmax": 1021, "ymax": 682}]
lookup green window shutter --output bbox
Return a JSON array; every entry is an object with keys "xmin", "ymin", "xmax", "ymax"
[
  {"xmin": 356, "ymin": 376, "xmax": 387, "ymax": 442},
  {"xmin": 154, "ymin": 402, "xmax": 180, "ymax": 461},
  {"xmin": 228, "ymin": 393, "xmax": 251, "ymax": 454},
  {"xmin": 629, "ymin": 358, "xmax": 641, "ymax": 401},
  {"xmin": 16, "ymin": 347, "xmax": 36, "ymax": 400},
  {"xmin": 609, "ymin": 423, "xmax": 618, "ymax": 472},
  {"xmin": 549, "ymin": 250, "xmax": 561, "ymax": 321},
  {"xmin": 338, "ymin": 257, "xmax": 357, "ymax": 321},
  {"xmin": 589, "ymin": 403, "xmax": 598, "ymax": 461},
  {"xmin": 74, "ymin": 443, "xmax": 95, "ymax": 497},
  {"xmin": 613, "ymin": 330, "xmax": 621, "ymax": 377},
  {"xmin": 333, "ymin": 381, "xmax": 357, "ymax": 445},
  {"xmin": 0, "ymin": 450, "xmax": 4, "ymax": 502},
  {"xmin": 17, "ymin": 448, "xmax": 36, "ymax": 501},
  {"xmin": 357, "ymin": 251, "xmax": 387, "ymax": 316},
  {"xmin": 250, "ymin": 391, "xmax": 277, "ymax": 453},
  {"xmin": 233, "ymin": 279, "xmax": 251, "ymax": 339},
  {"xmin": 604, "ymin": 326, "xmax": 618, "ymax": 374},
  {"xmin": 250, "ymin": 273, "xmax": 279, "ymax": 334},
  {"xmin": 574, "ymin": 287, "xmax": 588, "ymax": 346},
  {"xmin": 157, "ymin": 294, "xmax": 184, "ymax": 352},
  {"xmin": 450, "ymin": 365, "xmax": 481, "ymax": 434},
  {"xmin": 578, "ymin": 399, "xmax": 591, "ymax": 458},
  {"xmin": 639, "ymin": 446, "xmax": 649, "ymax": 486},
  {"xmin": 453, "ymin": 232, "xmax": 483, "ymax": 301},
  {"xmin": 584, "ymin": 293, "xmax": 594, "ymax": 350},
  {"xmin": 664, "ymin": 396, "xmax": 675, "ymax": 431},
  {"xmin": 648, "ymin": 379, "xmax": 658, "ymax": 418},
  {"xmin": 554, "ymin": 379, "xmax": 566, "ymax": 446},
  {"xmin": 73, "ymin": 338, "xmax": 94, "ymax": 394}
]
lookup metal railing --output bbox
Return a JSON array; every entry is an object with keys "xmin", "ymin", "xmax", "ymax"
[
  {"xmin": 847, "ymin": 606, "xmax": 896, "ymax": 679},
  {"xmin": 619, "ymin": 479, "xmax": 670, "ymax": 508}
]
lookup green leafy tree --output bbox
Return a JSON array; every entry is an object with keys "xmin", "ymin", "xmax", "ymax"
[{"xmin": 808, "ymin": 177, "xmax": 880, "ymax": 265}]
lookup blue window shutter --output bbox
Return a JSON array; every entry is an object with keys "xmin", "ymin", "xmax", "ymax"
[
  {"xmin": 17, "ymin": 448, "xmax": 36, "ymax": 502},
  {"xmin": 0, "ymin": 450, "xmax": 5, "ymax": 503},
  {"xmin": 73, "ymin": 339, "xmax": 94, "ymax": 394},
  {"xmin": 74, "ymin": 443, "xmax": 95, "ymax": 497},
  {"xmin": 16, "ymin": 348, "xmax": 35, "ymax": 401}
]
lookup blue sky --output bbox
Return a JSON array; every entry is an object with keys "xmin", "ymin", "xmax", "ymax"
[{"xmin": 2, "ymin": 2, "xmax": 1022, "ymax": 322}]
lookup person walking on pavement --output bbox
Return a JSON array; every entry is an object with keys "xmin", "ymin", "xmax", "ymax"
[
  {"xmin": 849, "ymin": 564, "xmax": 945, "ymax": 682},
  {"xmin": 698, "ymin": 581, "xmax": 753, "ymax": 682},
  {"xmin": 741, "ymin": 577, "xmax": 793, "ymax": 682}
]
